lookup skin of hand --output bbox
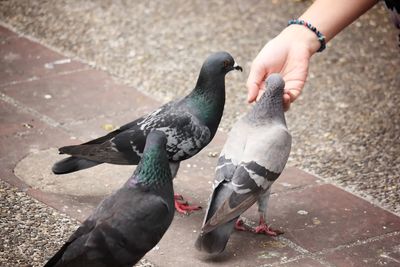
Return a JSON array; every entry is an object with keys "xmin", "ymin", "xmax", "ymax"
[
  {"xmin": 246, "ymin": 0, "xmax": 378, "ymax": 111},
  {"xmin": 246, "ymin": 25, "xmax": 320, "ymax": 111}
]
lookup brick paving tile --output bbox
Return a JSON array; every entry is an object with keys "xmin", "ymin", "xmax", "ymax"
[
  {"xmin": 1, "ymin": 69, "xmax": 157, "ymax": 126},
  {"xmin": 271, "ymin": 167, "xmax": 323, "ymax": 194},
  {"xmin": 0, "ymin": 31, "xmax": 85, "ymax": 85},
  {"xmin": 321, "ymin": 232, "xmax": 400, "ymax": 267},
  {"xmin": 63, "ymin": 98, "xmax": 159, "ymax": 141},
  {"xmin": 146, "ymin": 211, "xmax": 302, "ymax": 267},
  {"xmin": 272, "ymin": 257, "xmax": 327, "ymax": 267},
  {"xmin": 243, "ymin": 184, "xmax": 400, "ymax": 253},
  {"xmin": 0, "ymin": 99, "xmax": 74, "ymax": 188},
  {"xmin": 0, "ymin": 25, "xmax": 17, "ymax": 42}
]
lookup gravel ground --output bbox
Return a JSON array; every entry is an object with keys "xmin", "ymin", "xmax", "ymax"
[
  {"xmin": 0, "ymin": 180, "xmax": 155, "ymax": 267},
  {"xmin": 0, "ymin": 0, "xmax": 399, "ymax": 265},
  {"xmin": 0, "ymin": 180, "xmax": 79, "ymax": 267}
]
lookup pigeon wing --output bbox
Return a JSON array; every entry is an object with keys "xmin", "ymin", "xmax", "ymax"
[
  {"xmin": 201, "ymin": 156, "xmax": 236, "ymax": 227},
  {"xmin": 201, "ymin": 120, "xmax": 248, "ymax": 226},
  {"xmin": 83, "ymin": 192, "xmax": 171, "ymax": 263},
  {"xmin": 59, "ymin": 103, "xmax": 211, "ymax": 164}
]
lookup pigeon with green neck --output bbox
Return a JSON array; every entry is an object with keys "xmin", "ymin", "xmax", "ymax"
[
  {"xmin": 52, "ymin": 52, "xmax": 242, "ymax": 214},
  {"xmin": 45, "ymin": 131, "xmax": 174, "ymax": 267},
  {"xmin": 195, "ymin": 74, "xmax": 291, "ymax": 255}
]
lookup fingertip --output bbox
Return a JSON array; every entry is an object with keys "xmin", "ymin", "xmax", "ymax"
[
  {"xmin": 247, "ymin": 93, "xmax": 257, "ymax": 103},
  {"xmin": 283, "ymin": 93, "xmax": 291, "ymax": 103},
  {"xmin": 247, "ymin": 83, "xmax": 259, "ymax": 103},
  {"xmin": 283, "ymin": 93, "xmax": 291, "ymax": 112},
  {"xmin": 284, "ymin": 102, "xmax": 290, "ymax": 112},
  {"xmin": 247, "ymin": 62, "xmax": 268, "ymax": 103}
]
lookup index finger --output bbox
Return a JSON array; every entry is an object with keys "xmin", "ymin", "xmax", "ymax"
[{"xmin": 246, "ymin": 62, "xmax": 268, "ymax": 103}]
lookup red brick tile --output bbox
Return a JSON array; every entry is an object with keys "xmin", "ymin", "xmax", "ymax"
[
  {"xmin": 63, "ymin": 98, "xmax": 160, "ymax": 141},
  {"xmin": 272, "ymin": 167, "xmax": 323, "ymax": 194},
  {"xmin": 0, "ymin": 25, "xmax": 17, "ymax": 42},
  {"xmin": 0, "ymin": 97, "xmax": 45, "ymax": 136},
  {"xmin": 0, "ymin": 36, "xmax": 85, "ymax": 85},
  {"xmin": 322, "ymin": 233, "xmax": 400, "ymax": 267},
  {"xmin": 244, "ymin": 184, "xmax": 400, "ymax": 253},
  {"xmin": 0, "ymin": 99, "xmax": 75, "ymax": 189},
  {"xmin": 275, "ymin": 257, "xmax": 327, "ymax": 267},
  {"xmin": 147, "ymin": 211, "xmax": 302, "ymax": 267},
  {"xmin": 2, "ymin": 69, "xmax": 156, "ymax": 124}
]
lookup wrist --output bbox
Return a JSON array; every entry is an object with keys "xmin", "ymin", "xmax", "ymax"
[{"xmin": 282, "ymin": 24, "xmax": 321, "ymax": 55}]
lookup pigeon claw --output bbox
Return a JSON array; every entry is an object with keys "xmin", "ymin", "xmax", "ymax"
[
  {"xmin": 174, "ymin": 194, "xmax": 202, "ymax": 215},
  {"xmin": 253, "ymin": 223, "xmax": 284, "ymax": 237},
  {"xmin": 234, "ymin": 218, "xmax": 248, "ymax": 231}
]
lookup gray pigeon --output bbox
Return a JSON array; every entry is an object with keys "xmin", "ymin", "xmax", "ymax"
[
  {"xmin": 52, "ymin": 52, "xmax": 242, "ymax": 213},
  {"xmin": 44, "ymin": 131, "xmax": 174, "ymax": 267},
  {"xmin": 195, "ymin": 74, "xmax": 291, "ymax": 254}
]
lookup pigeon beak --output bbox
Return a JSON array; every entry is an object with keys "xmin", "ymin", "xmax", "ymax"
[{"xmin": 233, "ymin": 62, "xmax": 243, "ymax": 72}]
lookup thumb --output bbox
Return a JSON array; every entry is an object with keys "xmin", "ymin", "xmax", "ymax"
[{"xmin": 284, "ymin": 80, "xmax": 304, "ymax": 103}]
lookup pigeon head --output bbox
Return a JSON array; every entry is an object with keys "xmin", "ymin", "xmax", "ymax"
[
  {"xmin": 187, "ymin": 52, "xmax": 241, "ymax": 136},
  {"xmin": 248, "ymin": 73, "xmax": 286, "ymax": 122},
  {"xmin": 261, "ymin": 73, "xmax": 285, "ymax": 102},
  {"xmin": 201, "ymin": 51, "xmax": 242, "ymax": 76},
  {"xmin": 194, "ymin": 51, "xmax": 242, "ymax": 90}
]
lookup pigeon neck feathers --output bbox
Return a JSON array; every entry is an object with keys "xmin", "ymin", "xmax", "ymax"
[
  {"xmin": 127, "ymin": 132, "xmax": 172, "ymax": 189},
  {"xmin": 185, "ymin": 66, "xmax": 226, "ymax": 133},
  {"xmin": 189, "ymin": 82, "xmax": 225, "ymax": 118}
]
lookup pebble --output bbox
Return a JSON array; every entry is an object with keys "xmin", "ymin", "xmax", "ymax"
[
  {"xmin": 207, "ymin": 152, "xmax": 218, "ymax": 158},
  {"xmin": 297, "ymin": 210, "xmax": 308, "ymax": 215}
]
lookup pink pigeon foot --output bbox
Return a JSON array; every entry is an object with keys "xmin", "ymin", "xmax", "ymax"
[
  {"xmin": 234, "ymin": 218, "xmax": 247, "ymax": 231},
  {"xmin": 234, "ymin": 217, "xmax": 283, "ymax": 236},
  {"xmin": 174, "ymin": 194, "xmax": 201, "ymax": 214},
  {"xmin": 253, "ymin": 217, "xmax": 284, "ymax": 236}
]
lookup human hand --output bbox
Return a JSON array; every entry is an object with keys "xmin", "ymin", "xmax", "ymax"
[{"xmin": 247, "ymin": 25, "xmax": 320, "ymax": 111}]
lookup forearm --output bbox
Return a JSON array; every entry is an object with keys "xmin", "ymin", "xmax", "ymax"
[{"xmin": 299, "ymin": 0, "xmax": 378, "ymax": 43}]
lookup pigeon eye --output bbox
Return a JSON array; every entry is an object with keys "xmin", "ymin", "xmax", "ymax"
[{"xmin": 223, "ymin": 60, "xmax": 230, "ymax": 68}]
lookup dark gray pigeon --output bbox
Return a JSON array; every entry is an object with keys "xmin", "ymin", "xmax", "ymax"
[
  {"xmin": 44, "ymin": 131, "xmax": 174, "ymax": 267},
  {"xmin": 52, "ymin": 52, "xmax": 242, "ymax": 213},
  {"xmin": 195, "ymin": 74, "xmax": 291, "ymax": 255}
]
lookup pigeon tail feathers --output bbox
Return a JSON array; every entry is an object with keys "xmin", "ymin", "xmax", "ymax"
[
  {"xmin": 195, "ymin": 219, "xmax": 236, "ymax": 255},
  {"xmin": 52, "ymin": 156, "xmax": 101, "ymax": 174}
]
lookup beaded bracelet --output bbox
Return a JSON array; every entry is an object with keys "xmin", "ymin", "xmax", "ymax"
[{"xmin": 288, "ymin": 19, "xmax": 326, "ymax": 52}]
